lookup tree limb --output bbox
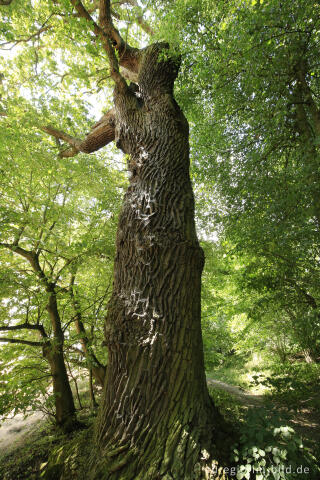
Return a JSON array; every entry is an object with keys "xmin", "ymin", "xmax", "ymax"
[
  {"xmin": 0, "ymin": 323, "xmax": 48, "ymax": 338},
  {"xmin": 0, "ymin": 14, "xmax": 54, "ymax": 49},
  {"xmin": 0, "ymin": 242, "xmax": 50, "ymax": 288},
  {"xmin": 42, "ymin": 1, "xmax": 140, "ymax": 153},
  {"xmin": 41, "ymin": 107, "xmax": 115, "ymax": 158},
  {"xmin": 0, "ymin": 337, "xmax": 43, "ymax": 346},
  {"xmin": 0, "ymin": 26, "xmax": 51, "ymax": 49},
  {"xmin": 70, "ymin": 0, "xmax": 126, "ymax": 86}
]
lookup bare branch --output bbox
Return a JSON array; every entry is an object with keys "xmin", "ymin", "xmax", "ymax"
[
  {"xmin": 0, "ymin": 14, "xmax": 54, "ymax": 49},
  {"xmin": 41, "ymin": 108, "xmax": 115, "ymax": 158}
]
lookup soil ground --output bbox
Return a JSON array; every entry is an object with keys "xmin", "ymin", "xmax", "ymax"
[
  {"xmin": 1, "ymin": 378, "xmax": 319, "ymax": 459},
  {"xmin": 0, "ymin": 411, "xmax": 44, "ymax": 456}
]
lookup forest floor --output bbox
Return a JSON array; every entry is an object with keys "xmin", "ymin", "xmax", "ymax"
[
  {"xmin": 0, "ymin": 410, "xmax": 45, "ymax": 456},
  {"xmin": 1, "ymin": 378, "xmax": 319, "ymax": 456},
  {"xmin": 1, "ymin": 378, "xmax": 319, "ymax": 479}
]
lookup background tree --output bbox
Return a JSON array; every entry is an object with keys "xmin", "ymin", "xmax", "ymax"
[
  {"xmin": 0, "ymin": 93, "xmax": 121, "ymax": 428},
  {"xmin": 154, "ymin": 0, "xmax": 320, "ymax": 363}
]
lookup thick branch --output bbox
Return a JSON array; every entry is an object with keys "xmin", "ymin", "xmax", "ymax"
[
  {"xmin": 41, "ymin": 108, "xmax": 115, "ymax": 158},
  {"xmin": 99, "ymin": 0, "xmax": 115, "ymax": 41},
  {"xmin": 0, "ymin": 337, "xmax": 43, "ymax": 347},
  {"xmin": 0, "ymin": 242, "xmax": 33, "ymax": 261},
  {"xmin": 0, "ymin": 323, "xmax": 48, "ymax": 338},
  {"xmin": 72, "ymin": 0, "xmax": 141, "ymax": 81}
]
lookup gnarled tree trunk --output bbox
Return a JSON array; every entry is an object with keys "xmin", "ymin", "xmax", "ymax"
[
  {"xmin": 42, "ymin": 2, "xmax": 230, "ymax": 476},
  {"xmin": 89, "ymin": 43, "xmax": 228, "ymax": 480}
]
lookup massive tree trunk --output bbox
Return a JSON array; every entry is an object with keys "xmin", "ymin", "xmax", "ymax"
[
  {"xmin": 42, "ymin": 3, "xmax": 230, "ymax": 476},
  {"xmin": 89, "ymin": 43, "xmax": 228, "ymax": 480}
]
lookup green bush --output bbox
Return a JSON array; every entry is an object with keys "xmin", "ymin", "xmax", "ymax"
[{"xmin": 232, "ymin": 407, "xmax": 319, "ymax": 479}]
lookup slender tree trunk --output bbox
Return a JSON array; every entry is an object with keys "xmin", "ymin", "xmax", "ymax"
[
  {"xmin": 70, "ymin": 278, "xmax": 106, "ymax": 386},
  {"xmin": 89, "ymin": 368, "xmax": 98, "ymax": 409},
  {"xmin": 67, "ymin": 357, "xmax": 83, "ymax": 410},
  {"xmin": 44, "ymin": 290, "xmax": 77, "ymax": 431},
  {"xmin": 74, "ymin": 316, "xmax": 106, "ymax": 387},
  {"xmin": 91, "ymin": 44, "xmax": 229, "ymax": 480}
]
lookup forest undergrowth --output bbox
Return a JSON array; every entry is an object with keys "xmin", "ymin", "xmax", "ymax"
[{"xmin": 1, "ymin": 360, "xmax": 320, "ymax": 480}]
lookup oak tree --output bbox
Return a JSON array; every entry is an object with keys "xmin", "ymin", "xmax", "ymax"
[{"xmin": 38, "ymin": 0, "xmax": 229, "ymax": 478}]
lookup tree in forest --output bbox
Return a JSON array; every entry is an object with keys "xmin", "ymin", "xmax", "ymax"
[
  {"xmin": 0, "ymin": 108, "xmax": 118, "ymax": 428},
  {"xmin": 0, "ymin": 252, "xmax": 109, "ymax": 426},
  {"xmin": 22, "ymin": 0, "xmax": 230, "ymax": 477}
]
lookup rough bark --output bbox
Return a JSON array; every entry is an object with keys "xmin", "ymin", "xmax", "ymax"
[{"xmin": 87, "ymin": 43, "xmax": 229, "ymax": 480}]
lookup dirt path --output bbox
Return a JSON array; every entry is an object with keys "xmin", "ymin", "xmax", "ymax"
[
  {"xmin": 207, "ymin": 378, "xmax": 264, "ymax": 407},
  {"xmin": 207, "ymin": 377, "xmax": 320, "ymax": 444},
  {"xmin": 0, "ymin": 411, "xmax": 45, "ymax": 456}
]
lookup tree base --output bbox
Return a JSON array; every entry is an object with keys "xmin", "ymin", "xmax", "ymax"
[
  {"xmin": 88, "ymin": 406, "xmax": 233, "ymax": 480},
  {"xmin": 42, "ymin": 416, "xmax": 233, "ymax": 480}
]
